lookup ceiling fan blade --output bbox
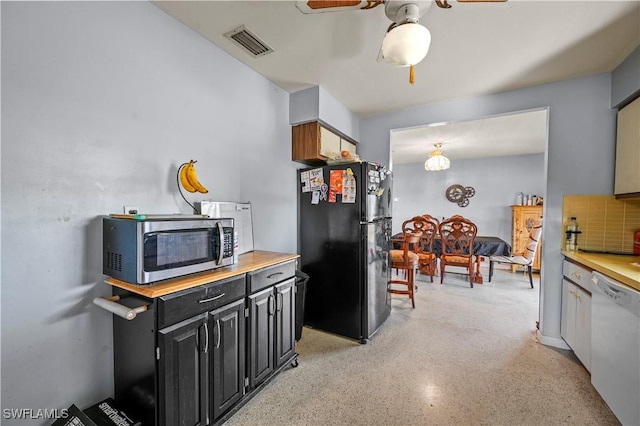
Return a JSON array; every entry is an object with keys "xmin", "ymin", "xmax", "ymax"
[
  {"xmin": 435, "ymin": 0, "xmax": 507, "ymax": 8},
  {"xmin": 296, "ymin": 1, "xmax": 384, "ymax": 14}
]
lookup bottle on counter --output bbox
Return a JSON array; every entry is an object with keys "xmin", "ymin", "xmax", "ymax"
[
  {"xmin": 566, "ymin": 217, "xmax": 579, "ymax": 251},
  {"xmin": 516, "ymin": 192, "xmax": 523, "ymax": 206}
]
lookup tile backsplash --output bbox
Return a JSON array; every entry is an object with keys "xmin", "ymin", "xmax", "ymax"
[{"xmin": 562, "ymin": 195, "xmax": 640, "ymax": 253}]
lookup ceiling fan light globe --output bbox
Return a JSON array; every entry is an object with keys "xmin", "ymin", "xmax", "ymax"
[{"xmin": 381, "ymin": 23, "xmax": 431, "ymax": 66}]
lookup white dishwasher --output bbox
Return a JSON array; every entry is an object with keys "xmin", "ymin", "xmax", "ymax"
[{"xmin": 591, "ymin": 271, "xmax": 640, "ymax": 426}]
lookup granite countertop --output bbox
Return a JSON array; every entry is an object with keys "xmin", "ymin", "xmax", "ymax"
[
  {"xmin": 562, "ymin": 250, "xmax": 640, "ymax": 291},
  {"xmin": 105, "ymin": 250, "xmax": 300, "ymax": 298}
]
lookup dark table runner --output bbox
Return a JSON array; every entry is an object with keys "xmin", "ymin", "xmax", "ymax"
[{"xmin": 392, "ymin": 234, "xmax": 511, "ymax": 256}]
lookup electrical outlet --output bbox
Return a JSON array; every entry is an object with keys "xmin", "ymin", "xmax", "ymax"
[{"xmin": 123, "ymin": 206, "xmax": 139, "ymax": 215}]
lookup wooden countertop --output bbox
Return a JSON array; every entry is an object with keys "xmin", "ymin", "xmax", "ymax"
[
  {"xmin": 562, "ymin": 250, "xmax": 640, "ymax": 291},
  {"xmin": 104, "ymin": 250, "xmax": 300, "ymax": 298}
]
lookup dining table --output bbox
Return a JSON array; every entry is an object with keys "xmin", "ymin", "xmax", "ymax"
[{"xmin": 391, "ymin": 234, "xmax": 512, "ymax": 284}]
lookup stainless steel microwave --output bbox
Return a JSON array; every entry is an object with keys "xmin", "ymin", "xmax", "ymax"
[{"xmin": 103, "ymin": 217, "xmax": 234, "ymax": 284}]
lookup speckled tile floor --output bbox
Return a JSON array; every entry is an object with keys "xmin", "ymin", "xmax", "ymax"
[{"xmin": 223, "ymin": 267, "xmax": 620, "ymax": 426}]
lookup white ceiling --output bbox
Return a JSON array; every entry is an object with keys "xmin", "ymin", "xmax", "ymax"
[
  {"xmin": 152, "ymin": 0, "xmax": 639, "ymax": 162},
  {"xmin": 391, "ymin": 108, "xmax": 548, "ymax": 164}
]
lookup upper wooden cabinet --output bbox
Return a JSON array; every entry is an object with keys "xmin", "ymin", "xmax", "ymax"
[
  {"xmin": 614, "ymin": 96, "xmax": 640, "ymax": 198},
  {"xmin": 292, "ymin": 121, "xmax": 358, "ymax": 166}
]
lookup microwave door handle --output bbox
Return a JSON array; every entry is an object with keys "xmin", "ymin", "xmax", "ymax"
[{"xmin": 216, "ymin": 222, "xmax": 224, "ymax": 265}]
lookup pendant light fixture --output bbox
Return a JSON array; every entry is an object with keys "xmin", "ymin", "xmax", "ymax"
[{"xmin": 424, "ymin": 143, "xmax": 451, "ymax": 171}]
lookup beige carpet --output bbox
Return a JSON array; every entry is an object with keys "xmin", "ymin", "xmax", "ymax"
[{"xmin": 223, "ymin": 268, "xmax": 620, "ymax": 426}]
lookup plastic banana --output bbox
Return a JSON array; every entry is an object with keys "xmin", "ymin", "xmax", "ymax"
[
  {"xmin": 179, "ymin": 163, "xmax": 197, "ymax": 193},
  {"xmin": 185, "ymin": 160, "xmax": 208, "ymax": 194}
]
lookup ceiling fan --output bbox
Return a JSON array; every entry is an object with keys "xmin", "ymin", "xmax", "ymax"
[{"xmin": 296, "ymin": 0, "xmax": 506, "ymax": 84}]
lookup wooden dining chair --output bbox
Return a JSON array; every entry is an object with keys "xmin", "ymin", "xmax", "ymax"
[
  {"xmin": 412, "ymin": 215, "xmax": 439, "ymax": 282},
  {"xmin": 489, "ymin": 219, "xmax": 543, "ymax": 288},
  {"xmin": 389, "ymin": 217, "xmax": 425, "ymax": 308},
  {"xmin": 438, "ymin": 215, "xmax": 478, "ymax": 287},
  {"xmin": 421, "ymin": 214, "xmax": 440, "ymax": 229}
]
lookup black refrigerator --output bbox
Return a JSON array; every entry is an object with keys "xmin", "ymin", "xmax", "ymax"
[{"xmin": 297, "ymin": 161, "xmax": 393, "ymax": 343}]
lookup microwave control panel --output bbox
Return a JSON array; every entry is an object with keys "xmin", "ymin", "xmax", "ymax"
[{"xmin": 223, "ymin": 227, "xmax": 234, "ymax": 258}]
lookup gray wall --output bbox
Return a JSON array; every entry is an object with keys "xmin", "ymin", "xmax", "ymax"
[
  {"xmin": 358, "ymin": 74, "xmax": 617, "ymax": 347},
  {"xmin": 1, "ymin": 1, "xmax": 295, "ymax": 422},
  {"xmin": 392, "ymin": 153, "xmax": 546, "ymax": 243},
  {"xmin": 290, "ymin": 86, "xmax": 320, "ymax": 125},
  {"xmin": 611, "ymin": 46, "xmax": 640, "ymax": 107},
  {"xmin": 290, "ymin": 85, "xmax": 360, "ymax": 140}
]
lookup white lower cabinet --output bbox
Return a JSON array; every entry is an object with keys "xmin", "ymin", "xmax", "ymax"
[{"xmin": 561, "ymin": 278, "xmax": 591, "ymax": 371}]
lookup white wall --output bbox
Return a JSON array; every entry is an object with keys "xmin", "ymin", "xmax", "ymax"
[
  {"xmin": 1, "ymin": 2, "xmax": 295, "ymax": 422},
  {"xmin": 392, "ymin": 153, "xmax": 546, "ymax": 243},
  {"xmin": 358, "ymin": 74, "xmax": 616, "ymax": 348}
]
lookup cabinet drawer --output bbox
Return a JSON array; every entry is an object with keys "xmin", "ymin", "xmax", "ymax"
[
  {"xmin": 563, "ymin": 260, "xmax": 592, "ymax": 292},
  {"xmin": 248, "ymin": 261, "xmax": 296, "ymax": 294},
  {"xmin": 158, "ymin": 275, "xmax": 246, "ymax": 328}
]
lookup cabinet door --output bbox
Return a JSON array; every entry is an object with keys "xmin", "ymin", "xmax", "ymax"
[
  {"xmin": 574, "ymin": 286, "xmax": 591, "ymax": 372},
  {"xmin": 615, "ymin": 96, "xmax": 640, "ymax": 195},
  {"xmin": 158, "ymin": 313, "xmax": 208, "ymax": 426},
  {"xmin": 340, "ymin": 138, "xmax": 357, "ymax": 156},
  {"xmin": 561, "ymin": 279, "xmax": 577, "ymax": 350},
  {"xmin": 319, "ymin": 126, "xmax": 341, "ymax": 159},
  {"xmin": 210, "ymin": 299, "xmax": 246, "ymax": 421},
  {"xmin": 248, "ymin": 287, "xmax": 274, "ymax": 388},
  {"xmin": 275, "ymin": 278, "xmax": 296, "ymax": 367}
]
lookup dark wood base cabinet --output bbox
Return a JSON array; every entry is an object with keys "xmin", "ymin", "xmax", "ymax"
[
  {"xmin": 112, "ymin": 261, "xmax": 298, "ymax": 426},
  {"xmin": 248, "ymin": 271, "xmax": 296, "ymax": 389}
]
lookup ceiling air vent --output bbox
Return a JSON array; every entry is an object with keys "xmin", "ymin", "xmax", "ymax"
[{"xmin": 224, "ymin": 25, "xmax": 274, "ymax": 58}]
